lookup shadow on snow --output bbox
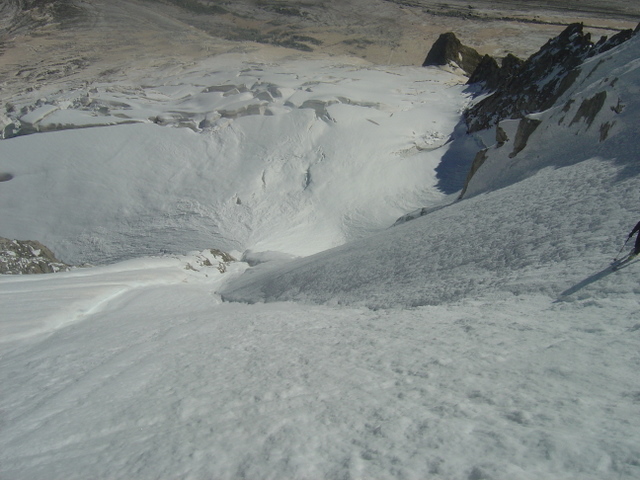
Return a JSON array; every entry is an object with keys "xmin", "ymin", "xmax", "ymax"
[{"xmin": 559, "ymin": 258, "xmax": 638, "ymax": 298}]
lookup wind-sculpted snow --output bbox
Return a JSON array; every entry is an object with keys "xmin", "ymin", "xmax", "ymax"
[
  {"xmin": 3, "ymin": 244, "xmax": 640, "ymax": 479},
  {"xmin": 2, "ymin": 60, "xmax": 459, "ymax": 139}
]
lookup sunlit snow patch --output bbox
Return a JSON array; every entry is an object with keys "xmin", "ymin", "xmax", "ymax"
[{"xmin": 0, "ymin": 57, "xmax": 469, "ymax": 265}]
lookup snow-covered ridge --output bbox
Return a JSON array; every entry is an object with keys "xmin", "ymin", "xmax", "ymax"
[{"xmin": 465, "ymin": 23, "xmax": 638, "ymax": 134}]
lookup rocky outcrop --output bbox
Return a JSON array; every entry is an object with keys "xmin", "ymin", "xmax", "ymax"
[
  {"xmin": 465, "ymin": 23, "xmax": 636, "ymax": 132},
  {"xmin": 468, "ymin": 54, "xmax": 498, "ymax": 85},
  {"xmin": 422, "ymin": 32, "xmax": 483, "ymax": 76},
  {"xmin": 468, "ymin": 53, "xmax": 524, "ymax": 91},
  {"xmin": 451, "ymin": 22, "xmax": 640, "ymax": 201},
  {"xmin": 0, "ymin": 237, "xmax": 71, "ymax": 274},
  {"xmin": 569, "ymin": 91, "xmax": 608, "ymax": 128},
  {"xmin": 184, "ymin": 249, "xmax": 236, "ymax": 274},
  {"xmin": 508, "ymin": 117, "xmax": 542, "ymax": 158},
  {"xmin": 457, "ymin": 148, "xmax": 488, "ymax": 199}
]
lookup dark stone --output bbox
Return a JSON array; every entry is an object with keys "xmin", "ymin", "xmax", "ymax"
[
  {"xmin": 509, "ymin": 118, "xmax": 542, "ymax": 158},
  {"xmin": 464, "ymin": 23, "xmax": 632, "ymax": 133},
  {"xmin": 496, "ymin": 124, "xmax": 509, "ymax": 146},
  {"xmin": 458, "ymin": 149, "xmax": 488, "ymax": 199},
  {"xmin": 593, "ymin": 29, "xmax": 634, "ymax": 54},
  {"xmin": 423, "ymin": 32, "xmax": 483, "ymax": 76},
  {"xmin": 468, "ymin": 55, "xmax": 500, "ymax": 88},
  {"xmin": 569, "ymin": 91, "xmax": 607, "ymax": 127},
  {"xmin": 468, "ymin": 53, "xmax": 523, "ymax": 91},
  {"xmin": 600, "ymin": 121, "xmax": 615, "ymax": 142}
]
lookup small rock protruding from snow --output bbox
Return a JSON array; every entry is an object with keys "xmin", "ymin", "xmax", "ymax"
[
  {"xmin": 0, "ymin": 237, "xmax": 71, "ymax": 274},
  {"xmin": 185, "ymin": 249, "xmax": 236, "ymax": 274}
]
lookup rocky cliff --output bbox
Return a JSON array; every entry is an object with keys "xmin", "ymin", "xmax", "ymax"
[
  {"xmin": 422, "ymin": 32, "xmax": 483, "ymax": 76},
  {"xmin": 465, "ymin": 23, "xmax": 636, "ymax": 133},
  {"xmin": 416, "ymin": 22, "xmax": 639, "ymax": 206},
  {"xmin": 456, "ymin": 23, "xmax": 639, "ymax": 199}
]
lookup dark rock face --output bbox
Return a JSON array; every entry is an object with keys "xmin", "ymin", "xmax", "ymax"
[
  {"xmin": 468, "ymin": 53, "xmax": 524, "ymax": 91},
  {"xmin": 467, "ymin": 55, "xmax": 499, "ymax": 88},
  {"xmin": 422, "ymin": 32, "xmax": 483, "ymax": 76},
  {"xmin": 0, "ymin": 237, "xmax": 71, "ymax": 274},
  {"xmin": 509, "ymin": 118, "xmax": 542, "ymax": 158},
  {"xmin": 465, "ymin": 23, "xmax": 636, "ymax": 133},
  {"xmin": 457, "ymin": 148, "xmax": 488, "ymax": 199},
  {"xmin": 569, "ymin": 91, "xmax": 608, "ymax": 128}
]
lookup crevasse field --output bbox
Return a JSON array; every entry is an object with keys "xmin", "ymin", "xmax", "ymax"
[{"xmin": 1, "ymin": 22, "xmax": 640, "ymax": 480}]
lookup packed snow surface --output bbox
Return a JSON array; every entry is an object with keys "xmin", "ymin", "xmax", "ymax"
[
  {"xmin": 2, "ymin": 257, "xmax": 639, "ymax": 480},
  {"xmin": 2, "ymin": 34, "xmax": 640, "ymax": 480}
]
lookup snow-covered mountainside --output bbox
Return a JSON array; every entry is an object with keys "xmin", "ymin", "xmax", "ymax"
[
  {"xmin": 220, "ymin": 30, "xmax": 640, "ymax": 308},
  {"xmin": 463, "ymin": 24, "xmax": 640, "ymax": 197},
  {"xmin": 2, "ymin": 4, "xmax": 640, "ymax": 479}
]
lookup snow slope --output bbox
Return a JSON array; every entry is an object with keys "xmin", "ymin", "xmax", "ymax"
[
  {"xmin": 2, "ymin": 254, "xmax": 640, "ymax": 479},
  {"xmin": 221, "ymin": 155, "xmax": 640, "ymax": 308},
  {"xmin": 0, "ymin": 56, "xmax": 467, "ymax": 264},
  {"xmin": 2, "ymin": 28, "xmax": 640, "ymax": 480},
  {"xmin": 220, "ymin": 35, "xmax": 640, "ymax": 308}
]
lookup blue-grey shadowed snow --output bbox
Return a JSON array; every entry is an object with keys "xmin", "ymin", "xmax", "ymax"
[
  {"xmin": 613, "ymin": 149, "xmax": 640, "ymax": 182},
  {"xmin": 559, "ymin": 264, "xmax": 620, "ymax": 298},
  {"xmin": 559, "ymin": 257, "xmax": 639, "ymax": 298},
  {"xmin": 434, "ymin": 122, "xmax": 483, "ymax": 194}
]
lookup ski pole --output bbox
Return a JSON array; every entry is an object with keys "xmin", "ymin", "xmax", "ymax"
[{"xmin": 613, "ymin": 237, "xmax": 630, "ymax": 262}]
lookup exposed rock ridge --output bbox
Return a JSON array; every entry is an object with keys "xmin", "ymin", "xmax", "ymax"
[
  {"xmin": 407, "ymin": 22, "xmax": 639, "ymax": 211},
  {"xmin": 452, "ymin": 22, "xmax": 640, "ymax": 200},
  {"xmin": 465, "ymin": 23, "xmax": 636, "ymax": 132},
  {"xmin": 467, "ymin": 53, "xmax": 524, "ymax": 92}
]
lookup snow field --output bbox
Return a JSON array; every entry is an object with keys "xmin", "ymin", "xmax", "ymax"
[
  {"xmin": 2, "ymin": 34, "xmax": 640, "ymax": 480},
  {"xmin": 0, "ymin": 57, "xmax": 467, "ymax": 264},
  {"xmin": 1, "ymin": 257, "xmax": 639, "ymax": 479},
  {"xmin": 221, "ymin": 155, "xmax": 640, "ymax": 308}
]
